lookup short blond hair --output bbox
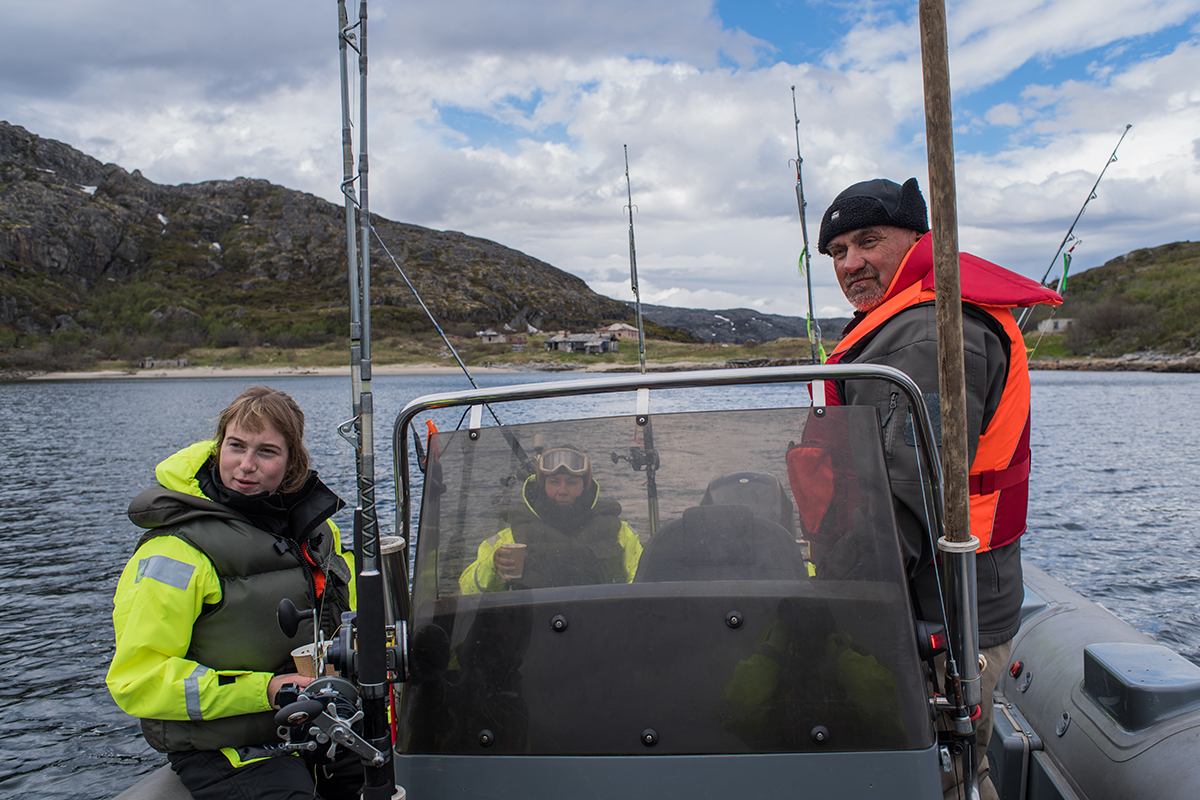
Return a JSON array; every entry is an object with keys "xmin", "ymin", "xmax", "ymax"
[{"xmin": 212, "ymin": 386, "xmax": 310, "ymax": 493}]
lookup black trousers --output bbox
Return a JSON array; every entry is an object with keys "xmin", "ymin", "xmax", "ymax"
[{"xmin": 168, "ymin": 749, "xmax": 363, "ymax": 800}]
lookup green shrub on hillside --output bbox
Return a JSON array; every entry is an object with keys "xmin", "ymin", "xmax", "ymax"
[{"xmin": 1058, "ymin": 241, "xmax": 1200, "ymax": 355}]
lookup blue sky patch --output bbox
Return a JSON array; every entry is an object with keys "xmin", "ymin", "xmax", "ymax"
[
  {"xmin": 716, "ymin": 0, "xmax": 842, "ymax": 64},
  {"xmin": 435, "ymin": 103, "xmax": 572, "ymax": 152}
]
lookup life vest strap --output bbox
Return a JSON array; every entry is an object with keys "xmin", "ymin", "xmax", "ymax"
[
  {"xmin": 301, "ymin": 541, "xmax": 326, "ymax": 598},
  {"xmin": 969, "ymin": 453, "xmax": 1030, "ymax": 496}
]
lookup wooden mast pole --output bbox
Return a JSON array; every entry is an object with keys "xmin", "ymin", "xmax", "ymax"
[
  {"xmin": 918, "ymin": 1, "xmax": 982, "ymax": 792},
  {"xmin": 920, "ymin": 0, "xmax": 969, "ymax": 540}
]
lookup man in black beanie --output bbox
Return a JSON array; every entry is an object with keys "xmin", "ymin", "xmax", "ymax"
[
  {"xmin": 818, "ymin": 177, "xmax": 929, "ymax": 311},
  {"xmin": 811, "ymin": 177, "xmax": 1061, "ymax": 800}
]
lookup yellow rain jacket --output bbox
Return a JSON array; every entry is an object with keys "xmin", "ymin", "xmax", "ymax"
[{"xmin": 107, "ymin": 442, "xmax": 353, "ymax": 762}]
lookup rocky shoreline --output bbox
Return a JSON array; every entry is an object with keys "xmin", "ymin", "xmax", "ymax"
[
  {"xmin": 0, "ymin": 364, "xmax": 523, "ymax": 382},
  {"xmin": 7, "ymin": 351, "xmax": 1200, "ymax": 382},
  {"xmin": 1029, "ymin": 351, "xmax": 1200, "ymax": 372},
  {"xmin": 608, "ymin": 353, "xmax": 1200, "ymax": 374}
]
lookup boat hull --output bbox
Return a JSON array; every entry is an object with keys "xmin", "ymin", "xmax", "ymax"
[
  {"xmin": 115, "ymin": 567, "xmax": 1200, "ymax": 800},
  {"xmin": 988, "ymin": 563, "xmax": 1200, "ymax": 800}
]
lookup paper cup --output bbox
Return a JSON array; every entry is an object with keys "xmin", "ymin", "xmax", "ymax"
[
  {"xmin": 290, "ymin": 643, "xmax": 332, "ymax": 678},
  {"xmin": 498, "ymin": 542, "xmax": 527, "ymax": 579}
]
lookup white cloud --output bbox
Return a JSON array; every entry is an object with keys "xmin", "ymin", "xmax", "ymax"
[
  {"xmin": 985, "ymin": 103, "xmax": 1023, "ymax": 127},
  {"xmin": 3, "ymin": 0, "xmax": 1198, "ymax": 322}
]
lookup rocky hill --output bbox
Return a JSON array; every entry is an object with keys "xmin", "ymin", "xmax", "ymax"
[
  {"xmin": 0, "ymin": 121, "xmax": 635, "ymax": 369},
  {"xmin": 639, "ymin": 303, "xmax": 849, "ymax": 345},
  {"xmin": 10, "ymin": 121, "xmax": 1191, "ymax": 373}
]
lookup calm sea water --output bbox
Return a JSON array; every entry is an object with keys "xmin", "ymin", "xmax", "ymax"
[{"xmin": 1, "ymin": 370, "xmax": 1196, "ymax": 799}]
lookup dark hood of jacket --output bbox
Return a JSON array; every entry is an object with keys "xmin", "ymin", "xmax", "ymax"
[
  {"xmin": 129, "ymin": 462, "xmax": 344, "ymax": 546},
  {"xmin": 520, "ymin": 477, "xmax": 619, "ymax": 536}
]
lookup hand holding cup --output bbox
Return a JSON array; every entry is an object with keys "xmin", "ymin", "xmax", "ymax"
[{"xmin": 494, "ymin": 542, "xmax": 527, "ymax": 581}]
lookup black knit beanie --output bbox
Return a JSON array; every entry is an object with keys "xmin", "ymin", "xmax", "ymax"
[{"xmin": 817, "ymin": 177, "xmax": 929, "ymax": 255}]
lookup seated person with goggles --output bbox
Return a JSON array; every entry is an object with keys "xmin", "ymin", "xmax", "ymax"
[{"xmin": 459, "ymin": 447, "xmax": 642, "ymax": 593}]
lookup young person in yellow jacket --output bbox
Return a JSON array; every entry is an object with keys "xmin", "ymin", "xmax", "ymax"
[
  {"xmin": 106, "ymin": 386, "xmax": 360, "ymax": 800},
  {"xmin": 460, "ymin": 446, "xmax": 641, "ymax": 593}
]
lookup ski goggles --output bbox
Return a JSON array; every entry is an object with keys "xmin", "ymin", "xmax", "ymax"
[{"xmin": 536, "ymin": 448, "xmax": 590, "ymax": 477}]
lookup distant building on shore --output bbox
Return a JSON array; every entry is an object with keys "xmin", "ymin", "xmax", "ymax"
[
  {"xmin": 139, "ymin": 357, "xmax": 190, "ymax": 369},
  {"xmin": 544, "ymin": 332, "xmax": 620, "ymax": 355},
  {"xmin": 476, "ymin": 328, "xmax": 507, "ymax": 344},
  {"xmin": 1037, "ymin": 318, "xmax": 1075, "ymax": 334},
  {"xmin": 476, "ymin": 328, "xmax": 527, "ymax": 351},
  {"xmin": 597, "ymin": 322, "xmax": 640, "ymax": 340}
]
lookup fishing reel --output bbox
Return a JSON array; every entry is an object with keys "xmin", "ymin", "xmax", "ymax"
[
  {"xmin": 611, "ymin": 446, "xmax": 659, "ymax": 473},
  {"xmin": 273, "ymin": 676, "xmax": 384, "ymax": 765},
  {"xmin": 274, "ymin": 599, "xmax": 408, "ymax": 766},
  {"xmin": 277, "ymin": 601, "xmax": 409, "ymax": 685}
]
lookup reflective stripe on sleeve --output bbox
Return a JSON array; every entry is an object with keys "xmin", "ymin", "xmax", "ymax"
[
  {"xmin": 135, "ymin": 555, "xmax": 195, "ymax": 591},
  {"xmin": 184, "ymin": 664, "xmax": 209, "ymax": 721}
]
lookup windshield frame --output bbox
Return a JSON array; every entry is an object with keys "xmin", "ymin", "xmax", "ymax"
[{"xmin": 393, "ymin": 364, "xmax": 944, "ymax": 555}]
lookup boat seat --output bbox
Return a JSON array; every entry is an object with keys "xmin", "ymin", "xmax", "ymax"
[
  {"xmin": 113, "ymin": 764, "xmax": 193, "ymax": 799},
  {"xmin": 700, "ymin": 471, "xmax": 798, "ymax": 536},
  {"xmin": 634, "ymin": 502, "xmax": 808, "ymax": 583}
]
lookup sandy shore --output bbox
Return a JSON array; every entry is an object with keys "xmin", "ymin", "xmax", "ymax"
[
  {"xmin": 16, "ymin": 363, "xmax": 527, "ymax": 381},
  {"xmin": 10, "ymin": 359, "xmax": 739, "ymax": 381},
  {"xmin": 13, "ymin": 351, "xmax": 1200, "ymax": 381}
]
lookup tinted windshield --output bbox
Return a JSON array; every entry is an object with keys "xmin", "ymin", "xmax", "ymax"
[{"xmin": 399, "ymin": 405, "xmax": 932, "ymax": 755}]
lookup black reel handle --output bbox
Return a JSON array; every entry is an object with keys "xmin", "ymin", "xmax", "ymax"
[
  {"xmin": 278, "ymin": 597, "xmax": 315, "ymax": 639},
  {"xmin": 274, "ymin": 697, "xmax": 326, "ymax": 728}
]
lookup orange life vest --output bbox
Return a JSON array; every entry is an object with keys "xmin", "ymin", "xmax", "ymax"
[{"xmin": 807, "ymin": 234, "xmax": 1061, "ymax": 552}]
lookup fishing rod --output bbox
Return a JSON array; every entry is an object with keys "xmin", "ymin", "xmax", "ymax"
[
  {"xmin": 335, "ymin": 3, "xmax": 395, "ymax": 798},
  {"xmin": 367, "ymin": 227, "xmax": 536, "ymax": 481},
  {"xmin": 790, "ymin": 86, "xmax": 824, "ymax": 367},
  {"xmin": 624, "ymin": 145, "xmax": 648, "ymax": 374},
  {"xmin": 1017, "ymin": 124, "xmax": 1132, "ymax": 332},
  {"xmin": 367, "ymin": 226, "xmax": 509, "ymax": 428},
  {"xmin": 338, "ymin": 0, "xmax": 361, "ymax": 416},
  {"xmin": 329, "ymin": 9, "xmax": 512, "ymax": 442},
  {"xmin": 621, "ymin": 147, "xmax": 658, "ymax": 534}
]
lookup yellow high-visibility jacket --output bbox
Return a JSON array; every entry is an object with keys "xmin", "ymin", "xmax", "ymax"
[
  {"xmin": 106, "ymin": 442, "xmax": 354, "ymax": 758},
  {"xmin": 460, "ymin": 475, "xmax": 641, "ymax": 594}
]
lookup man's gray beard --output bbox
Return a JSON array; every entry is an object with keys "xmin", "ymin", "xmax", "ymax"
[{"xmin": 849, "ymin": 287, "xmax": 887, "ymax": 312}]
